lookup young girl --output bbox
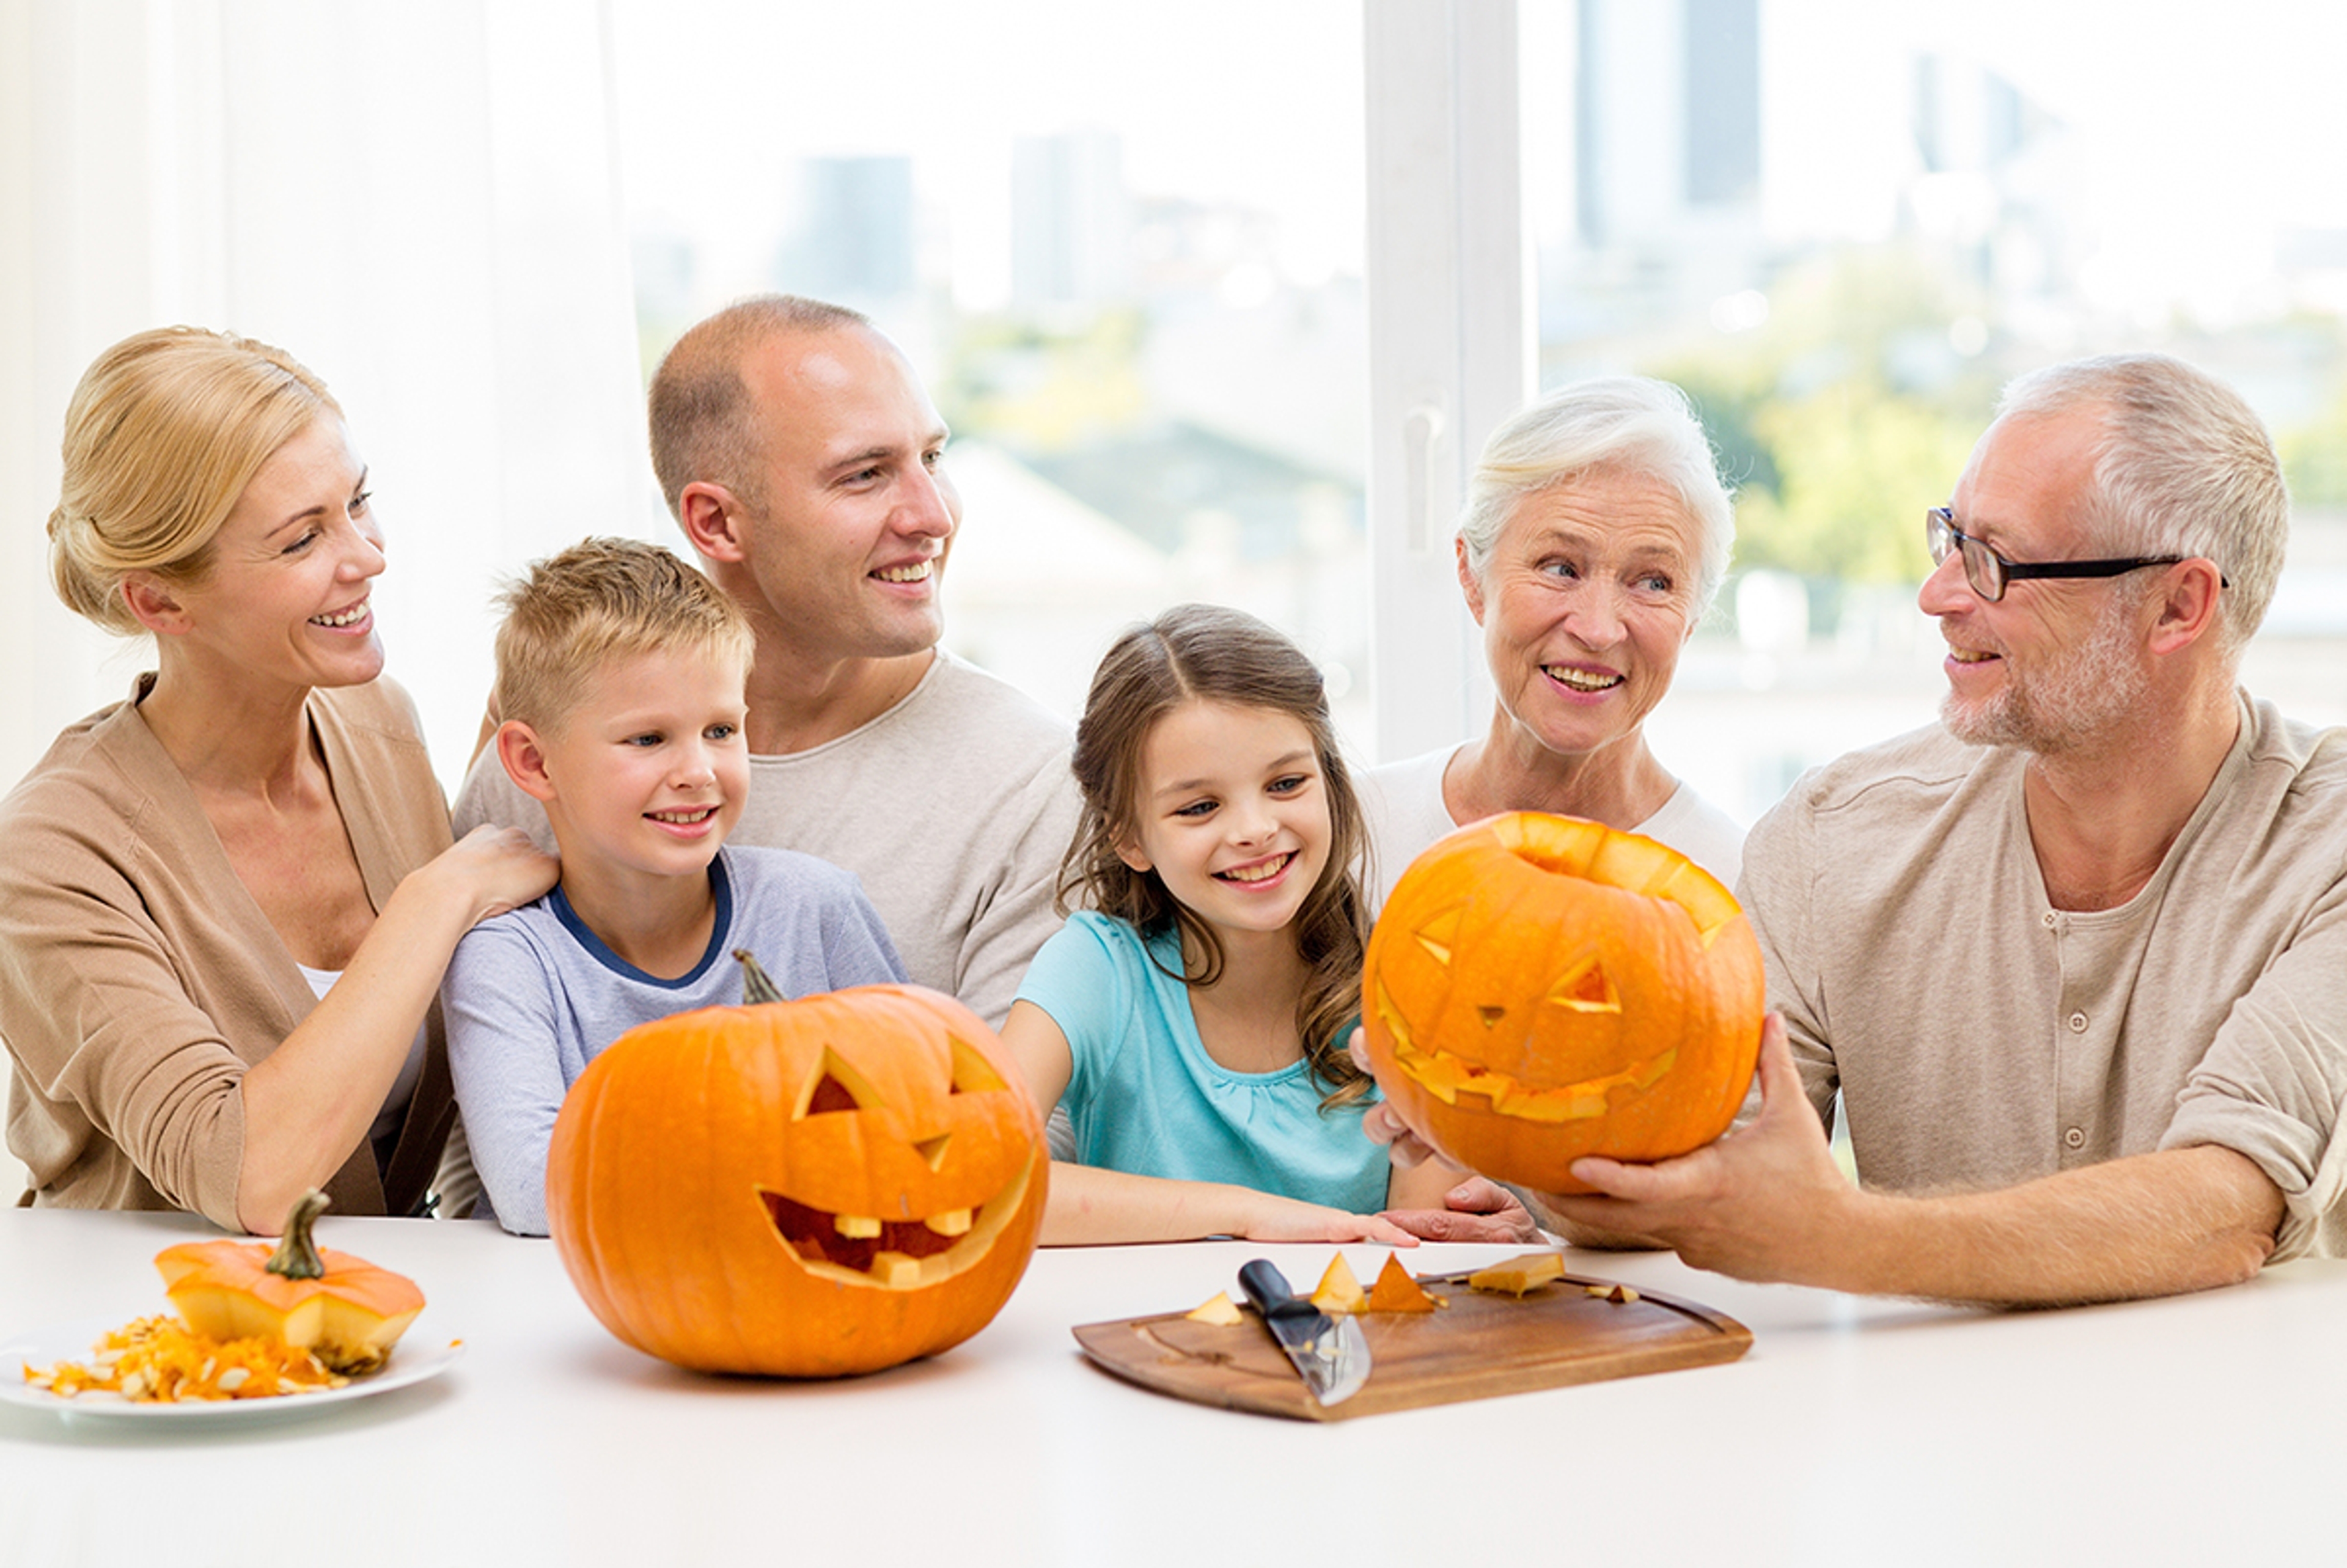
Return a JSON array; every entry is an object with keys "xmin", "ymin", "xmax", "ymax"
[{"xmin": 1002, "ymin": 604, "xmax": 1464, "ymax": 1244}]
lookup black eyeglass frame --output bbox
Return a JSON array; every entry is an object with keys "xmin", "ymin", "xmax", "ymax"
[{"xmin": 1925, "ymin": 508, "xmax": 2226, "ymax": 603}]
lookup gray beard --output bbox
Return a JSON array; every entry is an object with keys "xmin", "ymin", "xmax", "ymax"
[{"xmin": 1941, "ymin": 596, "xmax": 2148, "ymax": 755}]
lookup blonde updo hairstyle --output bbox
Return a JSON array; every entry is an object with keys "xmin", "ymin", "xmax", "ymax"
[{"xmin": 48, "ymin": 326, "xmax": 341, "ymax": 636}]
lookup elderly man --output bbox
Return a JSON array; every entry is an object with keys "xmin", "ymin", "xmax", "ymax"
[
  {"xmin": 1373, "ymin": 353, "xmax": 2347, "ymax": 1303},
  {"xmin": 455, "ymin": 296, "xmax": 1078, "ymax": 1033}
]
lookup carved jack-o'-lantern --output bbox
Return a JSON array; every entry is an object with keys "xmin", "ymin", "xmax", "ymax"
[
  {"xmin": 1362, "ymin": 813, "xmax": 1764, "ymax": 1193},
  {"xmin": 546, "ymin": 956, "xmax": 1047, "ymax": 1377}
]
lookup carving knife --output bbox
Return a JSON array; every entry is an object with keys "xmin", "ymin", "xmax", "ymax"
[{"xmin": 1236, "ymin": 1259, "xmax": 1370, "ymax": 1407}]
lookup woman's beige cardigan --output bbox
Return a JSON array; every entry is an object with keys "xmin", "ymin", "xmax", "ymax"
[{"xmin": 0, "ymin": 675, "xmax": 457, "ymax": 1229}]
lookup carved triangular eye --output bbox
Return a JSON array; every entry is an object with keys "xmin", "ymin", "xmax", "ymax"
[
  {"xmin": 794, "ymin": 1047, "xmax": 883, "ymax": 1118},
  {"xmin": 1414, "ymin": 903, "xmax": 1466, "ymax": 965},
  {"xmin": 1544, "ymin": 958, "xmax": 1621, "ymax": 1014},
  {"xmin": 947, "ymin": 1036, "xmax": 1006, "ymax": 1095}
]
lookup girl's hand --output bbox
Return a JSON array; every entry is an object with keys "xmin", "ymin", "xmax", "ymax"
[
  {"xmin": 1237, "ymin": 1191, "xmax": 1419, "ymax": 1247},
  {"xmin": 427, "ymin": 825, "xmax": 559, "ymax": 926}
]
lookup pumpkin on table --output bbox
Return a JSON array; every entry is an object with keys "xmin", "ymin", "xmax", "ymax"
[
  {"xmin": 153, "ymin": 1190, "xmax": 425, "ymax": 1374},
  {"xmin": 1361, "ymin": 812, "xmax": 1765, "ymax": 1193},
  {"xmin": 546, "ymin": 953, "xmax": 1048, "ymax": 1378}
]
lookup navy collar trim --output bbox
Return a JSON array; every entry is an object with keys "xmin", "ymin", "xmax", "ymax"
[{"xmin": 548, "ymin": 851, "xmax": 734, "ymax": 990}]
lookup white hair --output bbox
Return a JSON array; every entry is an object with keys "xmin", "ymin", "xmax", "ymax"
[
  {"xmin": 1997, "ymin": 353, "xmax": 2288, "ymax": 662},
  {"xmin": 1456, "ymin": 376, "xmax": 1736, "ymax": 616}
]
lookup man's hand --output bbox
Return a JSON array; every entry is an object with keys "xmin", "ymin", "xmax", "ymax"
[
  {"xmin": 1537, "ymin": 1014, "xmax": 1855, "ymax": 1284},
  {"xmin": 1354, "ymin": 1014, "xmax": 1856, "ymax": 1281},
  {"xmin": 1379, "ymin": 1176, "xmax": 1544, "ymax": 1244}
]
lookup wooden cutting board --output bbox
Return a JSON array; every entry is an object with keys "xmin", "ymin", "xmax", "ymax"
[{"xmin": 1071, "ymin": 1266, "xmax": 1750, "ymax": 1422}]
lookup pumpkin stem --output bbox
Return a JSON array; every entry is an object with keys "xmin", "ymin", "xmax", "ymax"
[
  {"xmin": 735, "ymin": 948, "xmax": 788, "ymax": 1006},
  {"xmin": 267, "ymin": 1189, "xmax": 331, "ymax": 1281}
]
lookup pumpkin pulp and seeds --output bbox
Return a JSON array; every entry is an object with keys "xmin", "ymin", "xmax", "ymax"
[
  {"xmin": 22, "ymin": 1316, "xmax": 351, "ymax": 1403},
  {"xmin": 20, "ymin": 1190, "xmax": 425, "ymax": 1404}
]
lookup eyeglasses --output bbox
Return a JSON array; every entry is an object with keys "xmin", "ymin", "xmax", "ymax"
[{"xmin": 1925, "ymin": 508, "xmax": 2224, "ymax": 603}]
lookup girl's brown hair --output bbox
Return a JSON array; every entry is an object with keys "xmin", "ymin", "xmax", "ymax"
[{"xmin": 1060, "ymin": 603, "xmax": 1372, "ymax": 1109}]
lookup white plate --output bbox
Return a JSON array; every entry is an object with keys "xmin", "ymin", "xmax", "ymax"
[{"xmin": 0, "ymin": 1317, "xmax": 463, "ymax": 1425}]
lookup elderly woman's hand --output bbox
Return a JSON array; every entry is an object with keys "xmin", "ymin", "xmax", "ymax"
[
  {"xmin": 1379, "ymin": 1176, "xmax": 1545, "ymax": 1244},
  {"xmin": 1349, "ymin": 1025, "xmax": 1446, "ymax": 1167},
  {"xmin": 1352, "ymin": 1027, "xmax": 1549, "ymax": 1244}
]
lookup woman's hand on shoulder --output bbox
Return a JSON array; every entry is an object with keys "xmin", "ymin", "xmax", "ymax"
[{"xmin": 427, "ymin": 825, "xmax": 559, "ymax": 926}]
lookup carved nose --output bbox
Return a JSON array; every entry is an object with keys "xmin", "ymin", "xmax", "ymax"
[{"xmin": 913, "ymin": 1134, "xmax": 951, "ymax": 1171}]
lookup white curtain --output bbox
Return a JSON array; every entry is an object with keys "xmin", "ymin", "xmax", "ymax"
[
  {"xmin": 0, "ymin": 0, "xmax": 652, "ymax": 1197},
  {"xmin": 0, "ymin": 0, "xmax": 653, "ymax": 791}
]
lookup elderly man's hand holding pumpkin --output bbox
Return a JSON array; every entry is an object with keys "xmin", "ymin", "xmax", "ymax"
[
  {"xmin": 1362, "ymin": 1014, "xmax": 1848, "ymax": 1267},
  {"xmin": 1529, "ymin": 1014, "xmax": 1858, "ymax": 1275}
]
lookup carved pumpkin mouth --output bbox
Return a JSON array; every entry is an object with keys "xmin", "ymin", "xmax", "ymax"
[
  {"xmin": 757, "ymin": 1153, "xmax": 1038, "ymax": 1290},
  {"xmin": 1372, "ymin": 979, "xmax": 1676, "ymax": 1123}
]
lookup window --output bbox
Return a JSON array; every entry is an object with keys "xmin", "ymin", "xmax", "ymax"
[
  {"xmin": 1502, "ymin": 0, "xmax": 2347, "ymax": 823},
  {"xmin": 609, "ymin": 0, "xmax": 1375, "ymax": 741}
]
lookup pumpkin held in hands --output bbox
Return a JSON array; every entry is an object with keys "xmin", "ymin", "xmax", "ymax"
[
  {"xmin": 546, "ymin": 954, "xmax": 1048, "ymax": 1377},
  {"xmin": 154, "ymin": 1190, "xmax": 425, "ymax": 1374},
  {"xmin": 1361, "ymin": 813, "xmax": 1765, "ymax": 1193}
]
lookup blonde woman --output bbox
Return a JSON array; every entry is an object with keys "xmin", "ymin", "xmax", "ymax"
[{"xmin": 0, "ymin": 328, "xmax": 554, "ymax": 1234}]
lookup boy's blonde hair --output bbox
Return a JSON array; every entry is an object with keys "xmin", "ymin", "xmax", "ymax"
[{"xmin": 493, "ymin": 537, "xmax": 753, "ymax": 734}]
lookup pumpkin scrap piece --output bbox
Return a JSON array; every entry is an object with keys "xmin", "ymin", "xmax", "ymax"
[
  {"xmin": 1309, "ymin": 1254, "xmax": 1367, "ymax": 1316},
  {"xmin": 1585, "ymin": 1282, "xmax": 1640, "ymax": 1304},
  {"xmin": 1183, "ymin": 1291, "xmax": 1245, "ymax": 1326},
  {"xmin": 21, "ymin": 1315, "xmax": 348, "ymax": 1404},
  {"xmin": 154, "ymin": 1190, "xmax": 424, "ymax": 1374},
  {"xmin": 1365, "ymin": 1254, "xmax": 1442, "ymax": 1313},
  {"xmin": 1465, "ymin": 1252, "xmax": 1567, "ymax": 1297}
]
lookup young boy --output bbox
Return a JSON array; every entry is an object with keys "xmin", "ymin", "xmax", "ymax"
[{"xmin": 442, "ymin": 538, "xmax": 906, "ymax": 1235}]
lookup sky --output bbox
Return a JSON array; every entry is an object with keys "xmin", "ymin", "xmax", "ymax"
[
  {"xmin": 1763, "ymin": 0, "xmax": 2347, "ymax": 323},
  {"xmin": 606, "ymin": 0, "xmax": 1365, "ymax": 310},
  {"xmin": 608, "ymin": 0, "xmax": 2347, "ymax": 329}
]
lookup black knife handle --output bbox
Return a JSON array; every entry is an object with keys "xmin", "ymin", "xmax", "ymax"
[{"xmin": 1238, "ymin": 1259, "xmax": 1315, "ymax": 1321}]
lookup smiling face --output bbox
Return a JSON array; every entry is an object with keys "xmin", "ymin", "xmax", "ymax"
[
  {"xmin": 729, "ymin": 325, "xmax": 960, "ymax": 662},
  {"xmin": 525, "ymin": 645, "xmax": 751, "ymax": 887},
  {"xmin": 1924, "ymin": 408, "xmax": 2155, "ymax": 753},
  {"xmin": 144, "ymin": 419, "xmax": 386, "ymax": 694},
  {"xmin": 1116, "ymin": 698, "xmax": 1334, "ymax": 948},
  {"xmin": 1463, "ymin": 467, "xmax": 1702, "ymax": 766}
]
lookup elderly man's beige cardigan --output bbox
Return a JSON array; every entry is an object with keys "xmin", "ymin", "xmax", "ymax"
[{"xmin": 0, "ymin": 676, "xmax": 456, "ymax": 1230}]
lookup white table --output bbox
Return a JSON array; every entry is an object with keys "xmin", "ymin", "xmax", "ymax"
[{"xmin": 2, "ymin": 1209, "xmax": 2341, "ymax": 1567}]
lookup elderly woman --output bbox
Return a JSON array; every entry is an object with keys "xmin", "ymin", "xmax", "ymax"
[
  {"xmin": 1361, "ymin": 376, "xmax": 1743, "ymax": 903},
  {"xmin": 1362, "ymin": 377, "xmax": 1740, "ymax": 1245},
  {"xmin": 0, "ymin": 328, "xmax": 554, "ymax": 1234}
]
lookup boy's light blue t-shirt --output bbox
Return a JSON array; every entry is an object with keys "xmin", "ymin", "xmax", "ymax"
[
  {"xmin": 1014, "ymin": 911, "xmax": 1388, "ymax": 1214},
  {"xmin": 441, "ymin": 845, "xmax": 906, "ymax": 1236}
]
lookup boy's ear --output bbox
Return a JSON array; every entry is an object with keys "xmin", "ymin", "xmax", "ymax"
[{"xmin": 496, "ymin": 719, "xmax": 560, "ymax": 805}]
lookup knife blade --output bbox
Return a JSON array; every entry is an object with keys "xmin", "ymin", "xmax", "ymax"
[{"xmin": 1236, "ymin": 1259, "xmax": 1371, "ymax": 1407}]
